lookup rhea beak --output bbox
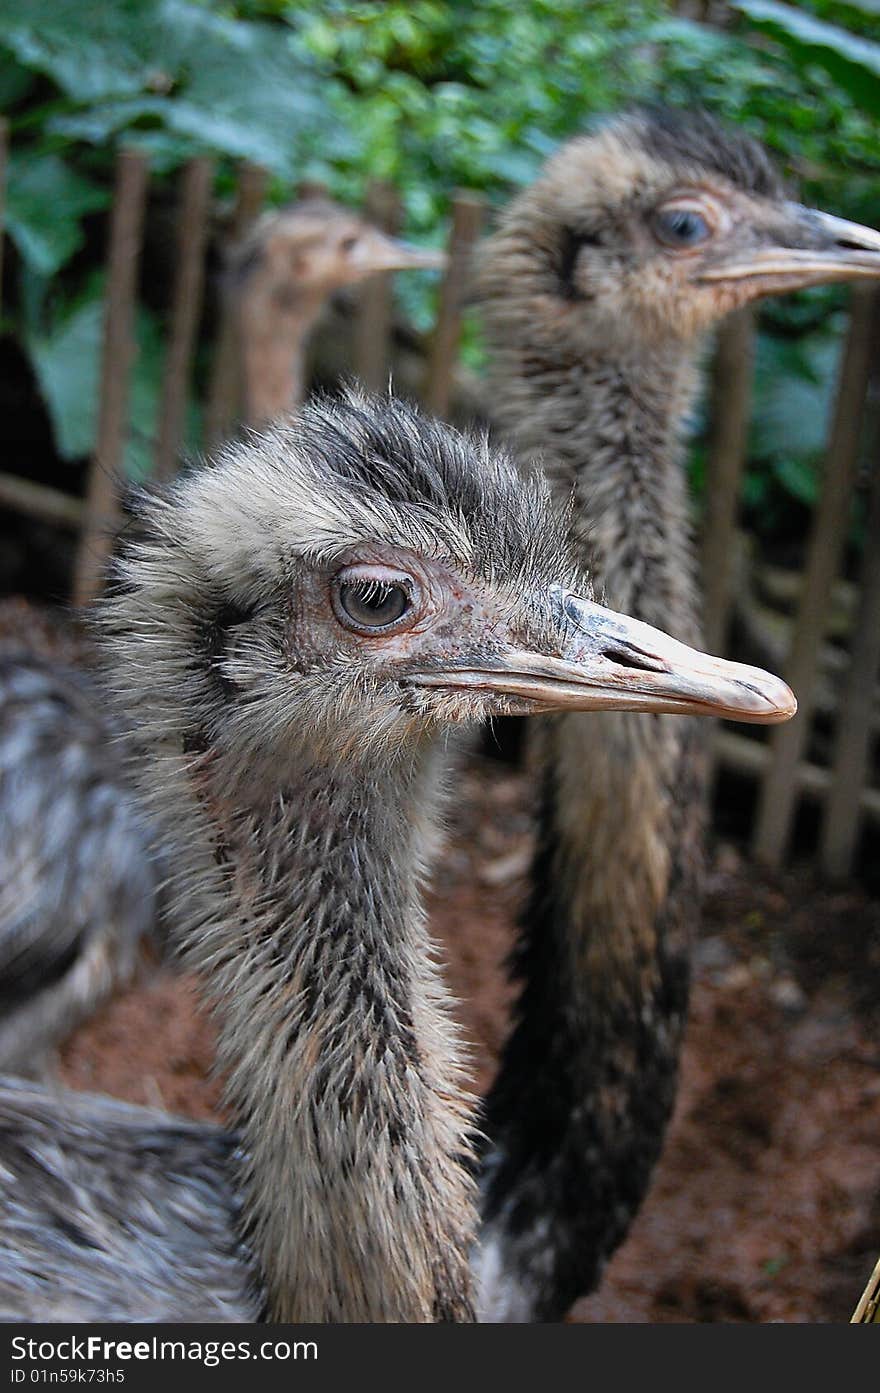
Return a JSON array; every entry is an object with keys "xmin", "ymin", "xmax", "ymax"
[
  {"xmin": 699, "ymin": 204, "xmax": 880, "ymax": 293},
  {"xmin": 354, "ymin": 228, "xmax": 446, "ymax": 275},
  {"xmin": 409, "ymin": 592, "xmax": 796, "ymax": 723}
]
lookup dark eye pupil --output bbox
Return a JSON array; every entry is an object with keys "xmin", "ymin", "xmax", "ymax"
[
  {"xmin": 338, "ymin": 580, "xmax": 408, "ymax": 629},
  {"xmin": 655, "ymin": 208, "xmax": 710, "ymax": 247}
]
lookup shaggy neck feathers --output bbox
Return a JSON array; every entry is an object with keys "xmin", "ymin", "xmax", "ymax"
[
  {"xmin": 106, "ymin": 568, "xmax": 478, "ymax": 1321},
  {"xmin": 188, "ymin": 744, "xmax": 476, "ymax": 1322},
  {"xmin": 486, "ymin": 333, "xmax": 703, "ymax": 639},
  {"xmin": 167, "ymin": 732, "xmax": 475, "ymax": 1321}
]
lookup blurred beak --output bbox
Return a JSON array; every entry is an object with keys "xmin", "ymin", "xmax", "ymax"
[
  {"xmin": 354, "ymin": 228, "xmax": 446, "ymax": 275},
  {"xmin": 699, "ymin": 204, "xmax": 880, "ymax": 293},
  {"xmin": 410, "ymin": 592, "xmax": 796, "ymax": 723}
]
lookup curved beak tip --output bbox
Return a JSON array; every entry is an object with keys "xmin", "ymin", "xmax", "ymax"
[{"xmin": 741, "ymin": 674, "xmax": 798, "ymax": 724}]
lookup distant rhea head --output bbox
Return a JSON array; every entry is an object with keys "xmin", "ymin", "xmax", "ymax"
[
  {"xmin": 232, "ymin": 198, "xmax": 445, "ymax": 426},
  {"xmin": 233, "ymin": 197, "xmax": 444, "ymax": 301},
  {"xmin": 478, "ymin": 107, "xmax": 880, "ymax": 351},
  {"xmin": 104, "ymin": 392, "xmax": 583, "ymax": 777}
]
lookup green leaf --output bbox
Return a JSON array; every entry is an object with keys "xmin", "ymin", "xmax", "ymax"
[
  {"xmin": 0, "ymin": 0, "xmax": 167, "ymax": 102},
  {"xmin": 26, "ymin": 279, "xmax": 195, "ymax": 478},
  {"xmin": 0, "ymin": 51, "xmax": 34, "ymax": 106},
  {"xmin": 832, "ymin": 0, "xmax": 880, "ymax": 18},
  {"xmin": 47, "ymin": 97, "xmax": 172, "ymax": 148},
  {"xmin": 5, "ymin": 151, "xmax": 108, "ymax": 276},
  {"xmin": 750, "ymin": 326, "xmax": 840, "ymax": 463},
  {"xmin": 772, "ymin": 454, "xmax": 821, "ymax": 506},
  {"xmin": 735, "ymin": 1, "xmax": 880, "ymax": 115},
  {"xmin": 26, "ymin": 290, "xmax": 102, "ymax": 459},
  {"xmin": 37, "ymin": 2, "xmax": 340, "ymax": 175},
  {"xmin": 645, "ymin": 16, "xmax": 735, "ymax": 56}
]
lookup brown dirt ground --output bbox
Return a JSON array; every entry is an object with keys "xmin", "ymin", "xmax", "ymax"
[{"xmin": 58, "ymin": 758, "xmax": 880, "ymax": 1324}]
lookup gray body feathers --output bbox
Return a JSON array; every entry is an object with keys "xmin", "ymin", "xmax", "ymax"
[
  {"xmin": 0, "ymin": 1077, "xmax": 258, "ymax": 1322},
  {"xmin": 0, "ymin": 604, "xmax": 159, "ymax": 1074}
]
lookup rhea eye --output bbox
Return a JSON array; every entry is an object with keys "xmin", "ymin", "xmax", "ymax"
[
  {"xmin": 340, "ymin": 235, "xmax": 359, "ymax": 254},
  {"xmin": 652, "ymin": 206, "xmax": 712, "ymax": 249},
  {"xmin": 333, "ymin": 571, "xmax": 413, "ymax": 632}
]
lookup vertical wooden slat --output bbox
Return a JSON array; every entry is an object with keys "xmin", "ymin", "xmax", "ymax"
[
  {"xmin": 153, "ymin": 156, "xmax": 214, "ymax": 482},
  {"xmin": 423, "ymin": 191, "xmax": 486, "ymax": 418},
  {"xmin": 820, "ymin": 297, "xmax": 880, "ymax": 879},
  {"xmin": 72, "ymin": 148, "xmax": 149, "ymax": 608},
  {"xmin": 752, "ymin": 287, "xmax": 876, "ymax": 867},
  {"xmin": 204, "ymin": 162, "xmax": 268, "ymax": 448},
  {"xmin": 0, "ymin": 118, "xmax": 8, "ymax": 313},
  {"xmin": 820, "ymin": 459, "xmax": 880, "ymax": 878},
  {"xmin": 701, "ymin": 307, "xmax": 754, "ymax": 655},
  {"xmin": 353, "ymin": 180, "xmax": 401, "ymax": 393}
]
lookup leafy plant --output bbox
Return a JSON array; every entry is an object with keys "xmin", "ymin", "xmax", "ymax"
[{"xmin": 735, "ymin": 1, "xmax": 880, "ymax": 117}]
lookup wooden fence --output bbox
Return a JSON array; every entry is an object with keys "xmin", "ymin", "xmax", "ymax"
[
  {"xmin": 0, "ymin": 148, "xmax": 878, "ymax": 880},
  {"xmin": 706, "ymin": 287, "xmax": 880, "ymax": 880}
]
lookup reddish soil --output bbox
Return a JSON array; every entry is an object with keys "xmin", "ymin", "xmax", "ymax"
[{"xmin": 58, "ymin": 759, "xmax": 880, "ymax": 1324}]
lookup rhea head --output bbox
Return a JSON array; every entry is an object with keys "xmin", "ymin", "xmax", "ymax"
[
  {"xmin": 480, "ymin": 108, "xmax": 880, "ymax": 353},
  {"xmin": 233, "ymin": 197, "xmax": 445, "ymax": 300},
  {"xmin": 108, "ymin": 390, "xmax": 794, "ymax": 790}
]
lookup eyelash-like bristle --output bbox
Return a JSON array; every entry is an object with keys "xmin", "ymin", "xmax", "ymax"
[{"xmin": 349, "ymin": 579, "xmax": 394, "ymax": 607}]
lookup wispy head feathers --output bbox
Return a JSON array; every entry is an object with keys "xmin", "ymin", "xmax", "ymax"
[
  {"xmin": 124, "ymin": 389, "xmax": 574, "ymax": 606},
  {"xmin": 626, "ymin": 107, "xmax": 784, "ymax": 199}
]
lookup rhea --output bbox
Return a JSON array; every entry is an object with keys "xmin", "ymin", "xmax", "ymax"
[
  {"xmin": 0, "ymin": 391, "xmax": 793, "ymax": 1322},
  {"xmin": 234, "ymin": 196, "xmax": 444, "ymax": 426},
  {"xmin": 475, "ymin": 108, "xmax": 880, "ymax": 1321}
]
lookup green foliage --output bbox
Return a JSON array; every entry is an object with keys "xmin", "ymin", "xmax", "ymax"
[
  {"xmin": 5, "ymin": 152, "xmax": 107, "ymax": 277},
  {"xmin": 751, "ymin": 324, "xmax": 840, "ymax": 469},
  {"xmin": 25, "ymin": 287, "xmax": 103, "ymax": 460},
  {"xmin": 1, "ymin": 0, "xmax": 338, "ymax": 174},
  {"xmin": 735, "ymin": 1, "xmax": 880, "ymax": 117},
  {"xmin": 0, "ymin": 0, "xmax": 340, "ymax": 475},
  {"xmin": 0, "ymin": 0, "xmax": 878, "ymax": 542},
  {"xmin": 286, "ymin": 0, "xmax": 666, "ymax": 210},
  {"xmin": 743, "ymin": 313, "xmax": 843, "ymax": 524},
  {"xmin": 25, "ymin": 274, "xmax": 199, "ymax": 479},
  {"xmin": 688, "ymin": 296, "xmax": 848, "ymax": 534}
]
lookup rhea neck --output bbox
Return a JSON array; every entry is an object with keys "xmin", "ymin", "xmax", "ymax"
[
  {"xmin": 240, "ymin": 283, "xmax": 326, "ymax": 425},
  {"xmin": 475, "ymin": 297, "xmax": 711, "ymax": 1319},
  {"xmin": 486, "ymin": 323, "xmax": 705, "ymax": 642},
  {"xmin": 174, "ymin": 723, "xmax": 477, "ymax": 1322}
]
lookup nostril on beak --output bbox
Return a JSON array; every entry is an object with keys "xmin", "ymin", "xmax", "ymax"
[
  {"xmin": 562, "ymin": 594, "xmax": 667, "ymax": 673},
  {"xmin": 600, "ymin": 641, "xmax": 667, "ymax": 674}
]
